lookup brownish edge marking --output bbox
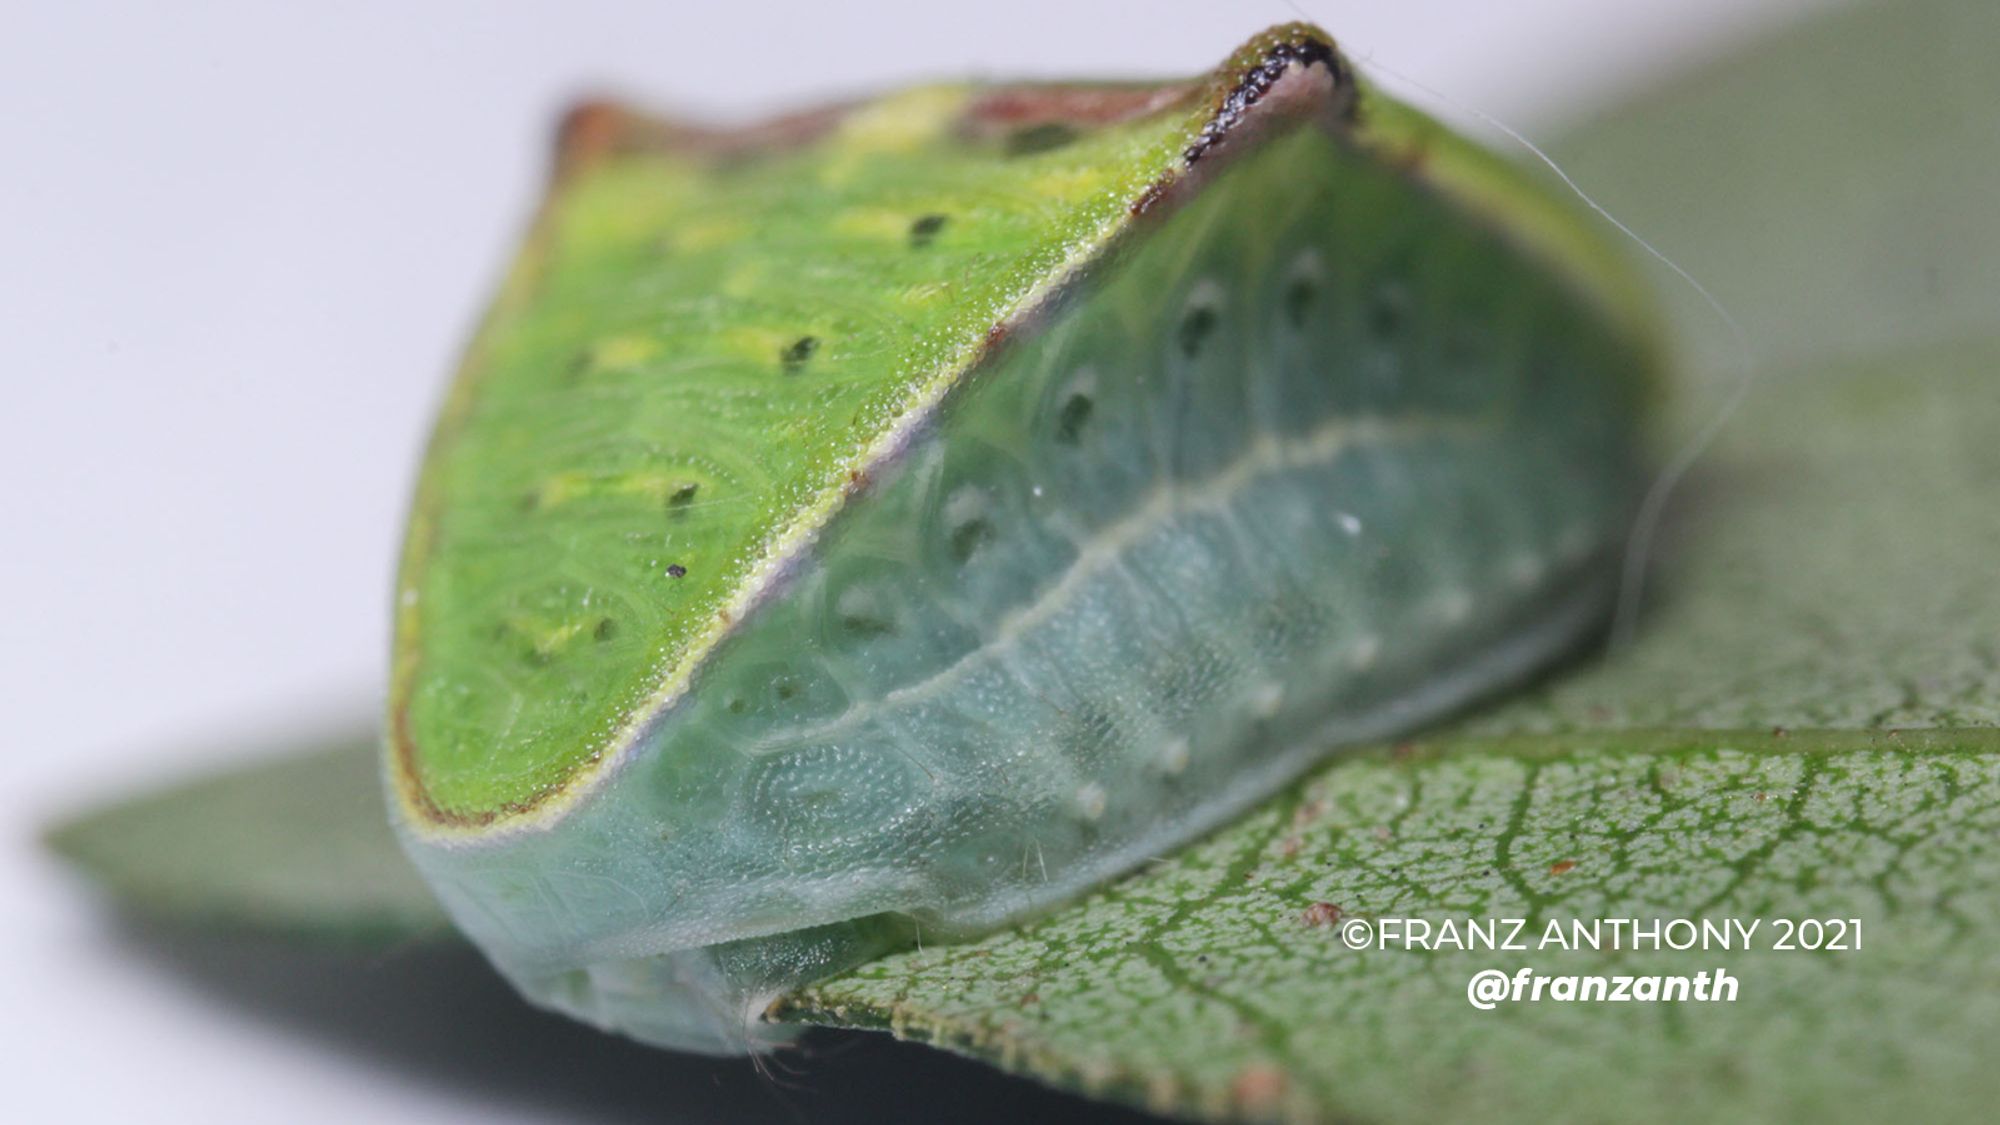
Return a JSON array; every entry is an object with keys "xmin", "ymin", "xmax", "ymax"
[
  {"xmin": 551, "ymin": 100, "xmax": 630, "ymax": 179},
  {"xmin": 961, "ymin": 82, "xmax": 1195, "ymax": 136},
  {"xmin": 1127, "ymin": 180, "xmax": 1172, "ymax": 218},
  {"xmin": 1182, "ymin": 24, "xmax": 1357, "ymax": 166},
  {"xmin": 395, "ymin": 23, "xmax": 1362, "ymax": 830},
  {"xmin": 554, "ymin": 97, "xmax": 855, "ymax": 182}
]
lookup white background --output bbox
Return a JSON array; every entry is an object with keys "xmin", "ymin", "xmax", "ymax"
[{"xmin": 3, "ymin": 1, "xmax": 1831, "ymax": 1120}]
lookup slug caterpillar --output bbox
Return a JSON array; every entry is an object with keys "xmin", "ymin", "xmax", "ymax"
[{"xmin": 388, "ymin": 23, "xmax": 1658, "ymax": 1053}]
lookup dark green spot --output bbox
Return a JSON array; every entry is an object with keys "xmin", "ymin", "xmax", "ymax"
[
  {"xmin": 834, "ymin": 586, "xmax": 897, "ymax": 638},
  {"xmin": 1368, "ymin": 283, "xmax": 1409, "ymax": 340},
  {"xmin": 1178, "ymin": 304, "xmax": 1219, "ymax": 358},
  {"xmin": 1284, "ymin": 276, "xmax": 1317, "ymax": 328},
  {"xmin": 908, "ymin": 213, "xmax": 949, "ymax": 248},
  {"xmin": 1055, "ymin": 393, "xmax": 1094, "ymax": 445},
  {"xmin": 839, "ymin": 612, "xmax": 894, "ymax": 637},
  {"xmin": 949, "ymin": 518, "xmax": 994, "ymax": 564},
  {"xmin": 1005, "ymin": 122, "xmax": 1079, "ymax": 157},
  {"xmin": 593, "ymin": 617, "xmax": 618, "ymax": 642},
  {"xmin": 837, "ymin": 605, "xmax": 895, "ymax": 637},
  {"xmin": 781, "ymin": 335, "xmax": 819, "ymax": 374}
]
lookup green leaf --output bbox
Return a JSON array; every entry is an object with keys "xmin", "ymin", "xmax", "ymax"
[
  {"xmin": 47, "ymin": 733, "xmax": 450, "ymax": 943},
  {"xmin": 1552, "ymin": 0, "xmax": 2000, "ymax": 380}
]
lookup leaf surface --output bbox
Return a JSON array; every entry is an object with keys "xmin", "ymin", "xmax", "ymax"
[
  {"xmin": 1552, "ymin": 0, "xmax": 2000, "ymax": 379},
  {"xmin": 48, "ymin": 733, "xmax": 450, "ymax": 943}
]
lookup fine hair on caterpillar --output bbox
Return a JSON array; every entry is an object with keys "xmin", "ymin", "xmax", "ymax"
[{"xmin": 1275, "ymin": 0, "xmax": 1761, "ymax": 650}]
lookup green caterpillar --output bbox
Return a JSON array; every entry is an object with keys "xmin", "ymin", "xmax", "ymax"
[{"xmin": 388, "ymin": 23, "xmax": 1660, "ymax": 1054}]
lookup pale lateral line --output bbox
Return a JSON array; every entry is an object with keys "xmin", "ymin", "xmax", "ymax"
[{"xmin": 760, "ymin": 408, "xmax": 1479, "ymax": 752}]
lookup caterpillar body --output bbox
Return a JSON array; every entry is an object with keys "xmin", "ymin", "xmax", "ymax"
[{"xmin": 388, "ymin": 24, "xmax": 1659, "ymax": 1054}]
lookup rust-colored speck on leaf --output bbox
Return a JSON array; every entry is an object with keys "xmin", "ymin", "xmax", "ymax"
[
  {"xmin": 1549, "ymin": 859, "xmax": 1577, "ymax": 876},
  {"xmin": 1230, "ymin": 1063, "xmax": 1288, "ymax": 1114},
  {"xmin": 1301, "ymin": 901, "xmax": 1344, "ymax": 927}
]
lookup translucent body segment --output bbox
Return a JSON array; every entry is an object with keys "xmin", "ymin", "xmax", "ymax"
[{"xmin": 406, "ymin": 122, "xmax": 1651, "ymax": 1052}]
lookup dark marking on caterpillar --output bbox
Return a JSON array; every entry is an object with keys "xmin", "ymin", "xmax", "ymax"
[
  {"xmin": 780, "ymin": 335, "xmax": 819, "ymax": 374},
  {"xmin": 1128, "ymin": 180, "xmax": 1170, "ymax": 218},
  {"xmin": 949, "ymin": 517, "xmax": 994, "ymax": 563},
  {"xmin": 1185, "ymin": 33, "xmax": 1353, "ymax": 167},
  {"xmin": 1178, "ymin": 303, "xmax": 1219, "ymax": 357},
  {"xmin": 963, "ymin": 84, "xmax": 1189, "ymax": 133},
  {"xmin": 1368, "ymin": 282, "xmax": 1410, "ymax": 339},
  {"xmin": 1005, "ymin": 122, "xmax": 1080, "ymax": 157},
  {"xmin": 908, "ymin": 213, "xmax": 949, "ymax": 247},
  {"xmin": 666, "ymin": 563, "xmax": 688, "ymax": 579},
  {"xmin": 1284, "ymin": 275, "xmax": 1318, "ymax": 327},
  {"xmin": 1054, "ymin": 393, "xmax": 1094, "ymax": 445}
]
